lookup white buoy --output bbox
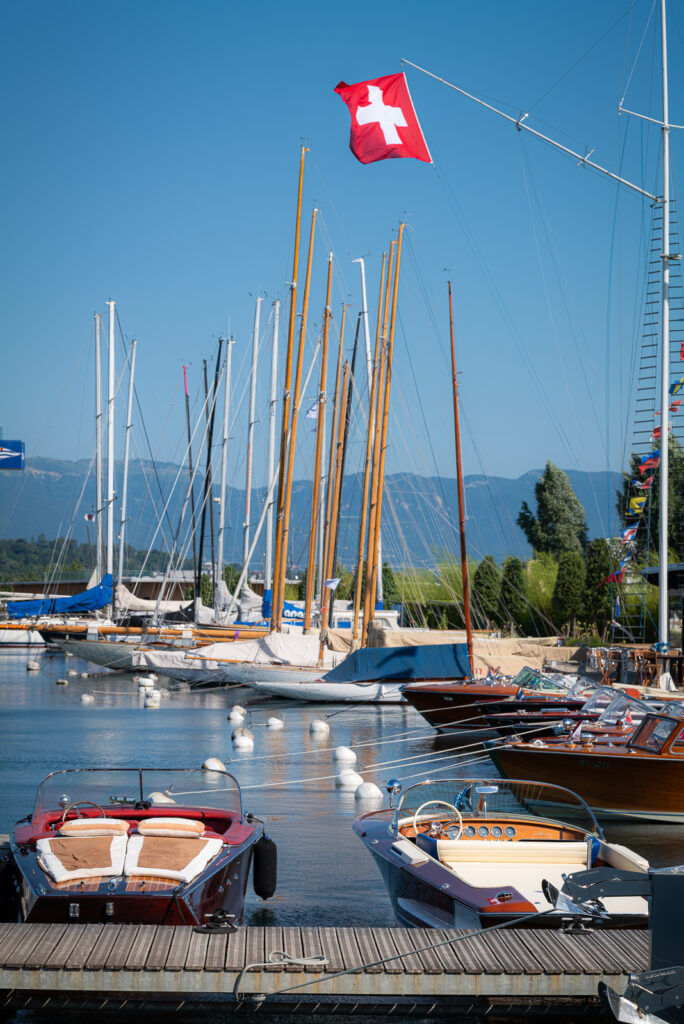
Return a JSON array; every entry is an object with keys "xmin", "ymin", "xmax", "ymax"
[
  {"xmin": 80, "ymin": 693, "xmax": 95, "ymax": 704},
  {"xmin": 144, "ymin": 689, "xmax": 162, "ymax": 708},
  {"xmin": 67, "ymin": 669, "xmax": 79, "ymax": 677},
  {"xmin": 333, "ymin": 746, "xmax": 357, "ymax": 764},
  {"xmin": 355, "ymin": 781, "xmax": 383, "ymax": 801},
  {"xmin": 147, "ymin": 791, "xmax": 176, "ymax": 805},
  {"xmin": 202, "ymin": 757, "xmax": 227, "ymax": 772},
  {"xmin": 309, "ymin": 719, "xmax": 330, "ymax": 735},
  {"xmin": 336, "ymin": 770, "xmax": 364, "ymax": 790},
  {"xmin": 147, "ymin": 672, "xmax": 158, "ymax": 682},
  {"xmin": 56, "ymin": 678, "xmax": 68, "ymax": 686},
  {"xmin": 232, "ymin": 727, "xmax": 254, "ymax": 751},
  {"xmin": 26, "ymin": 661, "xmax": 40, "ymax": 672},
  {"xmin": 81, "ymin": 672, "xmax": 90, "ymax": 679},
  {"xmin": 228, "ymin": 707, "xmax": 245, "ymax": 724},
  {"xmin": 267, "ymin": 716, "xmax": 284, "ymax": 730}
]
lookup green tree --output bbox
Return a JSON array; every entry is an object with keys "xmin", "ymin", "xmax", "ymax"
[
  {"xmin": 381, "ymin": 563, "xmax": 400, "ymax": 605},
  {"xmin": 582, "ymin": 538, "xmax": 611, "ymax": 638},
  {"xmin": 616, "ymin": 434, "xmax": 684, "ymax": 562},
  {"xmin": 472, "ymin": 555, "xmax": 501, "ymax": 629},
  {"xmin": 517, "ymin": 461, "xmax": 588, "ymax": 555},
  {"xmin": 223, "ymin": 563, "xmax": 241, "ymax": 595},
  {"xmin": 551, "ymin": 551, "xmax": 586, "ymax": 636},
  {"xmin": 499, "ymin": 557, "xmax": 527, "ymax": 635}
]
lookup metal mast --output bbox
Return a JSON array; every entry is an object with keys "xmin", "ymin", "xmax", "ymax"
[
  {"xmin": 105, "ymin": 300, "xmax": 116, "ymax": 583},
  {"xmin": 117, "ymin": 339, "xmax": 137, "ymax": 589},
  {"xmin": 658, "ymin": 0, "xmax": 671, "ymax": 646},
  {"xmin": 243, "ymin": 298, "xmax": 261, "ymax": 586},
  {"xmin": 217, "ymin": 338, "xmax": 234, "ymax": 609},
  {"xmin": 265, "ymin": 301, "xmax": 279, "ymax": 600},
  {"xmin": 94, "ymin": 313, "xmax": 103, "ymax": 583}
]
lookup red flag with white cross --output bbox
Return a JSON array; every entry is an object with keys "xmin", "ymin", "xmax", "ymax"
[{"xmin": 335, "ymin": 73, "xmax": 432, "ymax": 165}]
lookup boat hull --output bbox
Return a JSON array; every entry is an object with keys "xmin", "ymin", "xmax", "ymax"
[{"xmin": 245, "ymin": 678, "xmax": 405, "ymax": 703}]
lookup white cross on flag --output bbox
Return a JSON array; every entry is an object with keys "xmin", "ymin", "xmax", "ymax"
[{"xmin": 335, "ymin": 73, "xmax": 432, "ymax": 165}]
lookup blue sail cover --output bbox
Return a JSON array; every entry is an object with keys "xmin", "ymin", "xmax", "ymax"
[
  {"xmin": 322, "ymin": 643, "xmax": 471, "ymax": 683},
  {"xmin": 6, "ymin": 574, "xmax": 114, "ymax": 619}
]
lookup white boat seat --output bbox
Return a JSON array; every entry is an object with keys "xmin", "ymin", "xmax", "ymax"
[
  {"xmin": 123, "ymin": 833, "xmax": 223, "ymax": 883},
  {"xmin": 37, "ymin": 834, "xmax": 127, "ymax": 883},
  {"xmin": 436, "ymin": 839, "xmax": 591, "ymax": 866}
]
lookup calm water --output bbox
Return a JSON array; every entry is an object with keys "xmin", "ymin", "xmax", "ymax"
[{"xmin": 2, "ymin": 646, "xmax": 684, "ymax": 1021}]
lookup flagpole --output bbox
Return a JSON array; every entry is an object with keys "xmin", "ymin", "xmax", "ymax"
[{"xmin": 304, "ymin": 252, "xmax": 333, "ymax": 631}]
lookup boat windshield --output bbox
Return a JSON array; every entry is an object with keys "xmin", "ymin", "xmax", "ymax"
[
  {"xmin": 628, "ymin": 715, "xmax": 683, "ymax": 753},
  {"xmin": 396, "ymin": 777, "xmax": 601, "ymax": 836},
  {"xmin": 566, "ymin": 680, "xmax": 598, "ymax": 700},
  {"xmin": 595, "ymin": 692, "xmax": 651, "ymax": 726},
  {"xmin": 512, "ymin": 667, "xmax": 569, "ymax": 693},
  {"xmin": 32, "ymin": 768, "xmax": 242, "ymax": 820}
]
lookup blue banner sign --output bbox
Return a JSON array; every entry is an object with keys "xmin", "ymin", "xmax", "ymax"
[{"xmin": 0, "ymin": 441, "xmax": 25, "ymax": 469}]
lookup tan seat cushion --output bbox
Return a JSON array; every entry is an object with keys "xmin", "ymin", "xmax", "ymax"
[
  {"xmin": 137, "ymin": 817, "xmax": 205, "ymax": 838},
  {"xmin": 59, "ymin": 817, "xmax": 129, "ymax": 838},
  {"xmin": 37, "ymin": 834, "xmax": 127, "ymax": 883},
  {"xmin": 124, "ymin": 834, "xmax": 222, "ymax": 883},
  {"xmin": 436, "ymin": 839, "xmax": 590, "ymax": 866}
]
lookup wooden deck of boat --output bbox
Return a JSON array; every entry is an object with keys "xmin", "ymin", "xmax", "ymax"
[{"xmin": 0, "ymin": 919, "xmax": 649, "ymax": 1015}]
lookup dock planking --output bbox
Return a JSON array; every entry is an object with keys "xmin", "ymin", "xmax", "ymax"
[{"xmin": 0, "ymin": 921, "xmax": 650, "ymax": 1012}]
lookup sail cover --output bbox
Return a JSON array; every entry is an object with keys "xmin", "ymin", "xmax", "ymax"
[
  {"xmin": 321, "ymin": 642, "xmax": 470, "ymax": 684},
  {"xmin": 6, "ymin": 574, "xmax": 113, "ymax": 618}
]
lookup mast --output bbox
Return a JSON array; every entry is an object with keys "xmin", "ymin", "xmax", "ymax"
[
  {"xmin": 324, "ymin": 305, "xmax": 348, "ymax": 580},
  {"xmin": 94, "ymin": 313, "xmax": 103, "ymax": 583},
  {"xmin": 196, "ymin": 341, "xmax": 223, "ymax": 603},
  {"xmin": 658, "ymin": 0, "xmax": 671, "ymax": 647},
  {"xmin": 271, "ymin": 145, "xmax": 307, "ymax": 632},
  {"xmin": 353, "ymin": 253, "xmax": 386, "ymax": 643},
  {"xmin": 274, "ymin": 207, "xmax": 317, "ymax": 628},
  {"xmin": 319, "ymin": 361, "xmax": 350, "ymax": 653},
  {"xmin": 334, "ymin": 315, "xmax": 361, "ymax": 574},
  {"xmin": 448, "ymin": 282, "xmax": 474, "ymax": 669},
  {"xmin": 243, "ymin": 298, "xmax": 262, "ymax": 586},
  {"xmin": 105, "ymin": 300, "xmax": 116, "ymax": 590},
  {"xmin": 217, "ymin": 338, "xmax": 234, "ymax": 610},
  {"xmin": 304, "ymin": 252, "xmax": 333, "ymax": 630},
  {"xmin": 367, "ymin": 225, "xmax": 404, "ymax": 636},
  {"xmin": 264, "ymin": 301, "xmax": 279, "ymax": 602},
  {"xmin": 117, "ymin": 339, "xmax": 137, "ymax": 590},
  {"xmin": 183, "ymin": 365, "xmax": 198, "ymax": 588}
]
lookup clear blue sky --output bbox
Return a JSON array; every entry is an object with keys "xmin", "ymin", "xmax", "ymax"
[{"xmin": 2, "ymin": 0, "xmax": 683, "ymax": 502}]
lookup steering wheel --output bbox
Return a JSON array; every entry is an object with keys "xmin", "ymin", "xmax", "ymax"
[
  {"xmin": 61, "ymin": 800, "xmax": 106, "ymax": 822},
  {"xmin": 412, "ymin": 800, "xmax": 463, "ymax": 841}
]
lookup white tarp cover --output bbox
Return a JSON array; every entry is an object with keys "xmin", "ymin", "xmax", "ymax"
[
  {"xmin": 116, "ymin": 584, "xmax": 190, "ymax": 615},
  {"xmin": 135, "ymin": 632, "xmax": 341, "ymax": 675}
]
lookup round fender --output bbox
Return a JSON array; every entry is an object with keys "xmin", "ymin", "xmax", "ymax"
[{"xmin": 253, "ymin": 835, "xmax": 277, "ymax": 900}]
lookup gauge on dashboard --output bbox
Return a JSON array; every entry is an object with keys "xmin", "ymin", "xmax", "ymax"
[
  {"xmin": 504, "ymin": 826, "xmax": 516, "ymax": 838},
  {"xmin": 446, "ymin": 824, "xmax": 462, "ymax": 840},
  {"xmin": 490, "ymin": 825, "xmax": 503, "ymax": 838},
  {"xmin": 464, "ymin": 825, "xmax": 476, "ymax": 837},
  {"xmin": 477, "ymin": 825, "xmax": 489, "ymax": 837}
]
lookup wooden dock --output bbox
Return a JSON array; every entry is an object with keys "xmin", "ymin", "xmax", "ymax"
[{"xmin": 0, "ymin": 921, "xmax": 649, "ymax": 1016}]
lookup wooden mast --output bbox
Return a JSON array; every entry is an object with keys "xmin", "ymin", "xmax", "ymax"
[
  {"xmin": 352, "ymin": 253, "xmax": 386, "ymax": 644},
  {"xmin": 362, "ymin": 242, "xmax": 395, "ymax": 639},
  {"xmin": 304, "ymin": 252, "xmax": 333, "ymax": 631},
  {"xmin": 319, "ymin": 360, "xmax": 350, "ymax": 653},
  {"xmin": 320, "ymin": 306, "xmax": 346, "ymax": 618},
  {"xmin": 448, "ymin": 281, "xmax": 474, "ymax": 670},
  {"xmin": 274, "ymin": 206, "xmax": 317, "ymax": 628},
  {"xmin": 367, "ymin": 224, "xmax": 404, "ymax": 641},
  {"xmin": 271, "ymin": 145, "xmax": 307, "ymax": 631}
]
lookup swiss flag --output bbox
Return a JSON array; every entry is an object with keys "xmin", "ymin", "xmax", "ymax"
[{"xmin": 335, "ymin": 73, "xmax": 432, "ymax": 165}]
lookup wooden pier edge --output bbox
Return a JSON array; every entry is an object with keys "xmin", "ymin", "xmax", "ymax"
[{"xmin": 0, "ymin": 921, "xmax": 650, "ymax": 1012}]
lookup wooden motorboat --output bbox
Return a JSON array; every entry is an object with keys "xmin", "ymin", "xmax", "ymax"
[
  {"xmin": 6, "ymin": 767, "xmax": 276, "ymax": 925},
  {"xmin": 489, "ymin": 711, "xmax": 684, "ymax": 822},
  {"xmin": 354, "ymin": 777, "xmax": 648, "ymax": 930},
  {"xmin": 402, "ymin": 667, "xmax": 582, "ymax": 735}
]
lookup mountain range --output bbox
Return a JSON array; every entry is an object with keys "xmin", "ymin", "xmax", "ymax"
[{"xmin": 0, "ymin": 458, "xmax": 622, "ymax": 569}]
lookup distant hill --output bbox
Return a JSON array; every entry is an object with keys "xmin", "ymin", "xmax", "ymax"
[{"xmin": 0, "ymin": 457, "xmax": 621, "ymax": 570}]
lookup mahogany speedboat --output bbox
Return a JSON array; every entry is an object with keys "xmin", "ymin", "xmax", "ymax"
[
  {"xmin": 489, "ymin": 711, "xmax": 684, "ymax": 822},
  {"xmin": 353, "ymin": 777, "xmax": 648, "ymax": 931},
  {"xmin": 7, "ymin": 767, "xmax": 276, "ymax": 924},
  {"xmin": 402, "ymin": 667, "xmax": 585, "ymax": 736}
]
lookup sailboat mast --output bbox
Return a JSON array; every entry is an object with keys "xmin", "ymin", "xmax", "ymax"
[
  {"xmin": 117, "ymin": 339, "xmax": 137, "ymax": 590},
  {"xmin": 320, "ymin": 360, "xmax": 350, "ymax": 651},
  {"xmin": 272, "ymin": 146, "xmax": 307, "ymax": 632},
  {"xmin": 94, "ymin": 313, "xmax": 103, "ymax": 583},
  {"xmin": 265, "ymin": 301, "xmax": 279, "ymax": 599},
  {"xmin": 105, "ymin": 299, "xmax": 116, "ymax": 587},
  {"xmin": 217, "ymin": 338, "xmax": 234, "ymax": 608},
  {"xmin": 244, "ymin": 298, "xmax": 262, "ymax": 582},
  {"xmin": 304, "ymin": 253, "xmax": 333, "ymax": 630},
  {"xmin": 183, "ymin": 365, "xmax": 198, "ymax": 587},
  {"xmin": 658, "ymin": 0, "xmax": 671, "ymax": 647},
  {"xmin": 448, "ymin": 283, "xmax": 474, "ymax": 668}
]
